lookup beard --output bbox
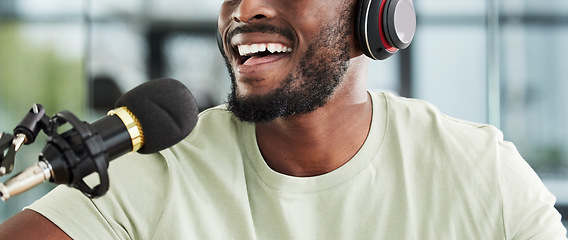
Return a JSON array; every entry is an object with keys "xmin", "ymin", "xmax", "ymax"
[{"xmin": 222, "ymin": 5, "xmax": 353, "ymax": 123}]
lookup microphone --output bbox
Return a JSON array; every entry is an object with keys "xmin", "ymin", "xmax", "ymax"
[{"xmin": 0, "ymin": 78, "xmax": 199, "ymax": 201}]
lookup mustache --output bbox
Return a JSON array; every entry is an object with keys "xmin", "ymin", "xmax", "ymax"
[{"xmin": 226, "ymin": 24, "xmax": 296, "ymax": 44}]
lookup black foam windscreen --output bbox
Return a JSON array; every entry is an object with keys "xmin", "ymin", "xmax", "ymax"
[{"xmin": 115, "ymin": 78, "xmax": 199, "ymax": 154}]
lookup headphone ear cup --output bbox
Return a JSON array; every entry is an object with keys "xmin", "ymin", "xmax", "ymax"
[
  {"xmin": 355, "ymin": 0, "xmax": 376, "ymax": 59},
  {"xmin": 355, "ymin": 0, "xmax": 396, "ymax": 60},
  {"xmin": 354, "ymin": 0, "xmax": 415, "ymax": 60},
  {"xmin": 384, "ymin": 0, "xmax": 416, "ymax": 50}
]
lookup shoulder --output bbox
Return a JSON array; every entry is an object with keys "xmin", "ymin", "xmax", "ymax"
[
  {"xmin": 375, "ymin": 92, "xmax": 509, "ymax": 198},
  {"xmin": 377, "ymin": 91, "xmax": 503, "ymax": 149}
]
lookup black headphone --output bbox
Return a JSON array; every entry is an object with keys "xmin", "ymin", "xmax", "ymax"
[
  {"xmin": 217, "ymin": 0, "xmax": 416, "ymax": 61},
  {"xmin": 355, "ymin": 0, "xmax": 416, "ymax": 60}
]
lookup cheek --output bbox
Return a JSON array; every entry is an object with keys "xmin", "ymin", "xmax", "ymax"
[
  {"xmin": 292, "ymin": 3, "xmax": 351, "ymax": 44},
  {"xmin": 218, "ymin": 3, "xmax": 236, "ymax": 33}
]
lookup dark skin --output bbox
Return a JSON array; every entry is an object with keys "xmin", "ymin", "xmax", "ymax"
[
  {"xmin": 0, "ymin": 0, "xmax": 372, "ymax": 237},
  {"xmin": 0, "ymin": 209, "xmax": 71, "ymax": 239}
]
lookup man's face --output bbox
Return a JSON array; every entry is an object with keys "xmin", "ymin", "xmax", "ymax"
[{"xmin": 218, "ymin": 0, "xmax": 356, "ymax": 123}]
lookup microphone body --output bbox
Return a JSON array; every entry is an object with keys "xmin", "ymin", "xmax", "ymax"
[
  {"xmin": 42, "ymin": 110, "xmax": 137, "ymax": 186},
  {"xmin": 91, "ymin": 114, "xmax": 134, "ymax": 160},
  {"xmin": 0, "ymin": 78, "xmax": 198, "ymax": 201}
]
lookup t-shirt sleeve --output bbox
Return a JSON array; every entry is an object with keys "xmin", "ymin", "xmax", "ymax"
[
  {"xmin": 26, "ymin": 185, "xmax": 122, "ymax": 240},
  {"xmin": 500, "ymin": 141, "xmax": 567, "ymax": 239},
  {"xmin": 25, "ymin": 151, "xmax": 172, "ymax": 240}
]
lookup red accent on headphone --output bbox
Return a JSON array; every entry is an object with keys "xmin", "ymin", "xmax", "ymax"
[{"xmin": 378, "ymin": 0, "xmax": 397, "ymax": 52}]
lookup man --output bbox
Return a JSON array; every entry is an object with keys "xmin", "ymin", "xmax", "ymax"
[{"xmin": 1, "ymin": 0, "xmax": 566, "ymax": 239}]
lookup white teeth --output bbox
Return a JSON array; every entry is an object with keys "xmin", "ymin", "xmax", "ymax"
[
  {"xmin": 237, "ymin": 43, "xmax": 292, "ymax": 56},
  {"xmin": 238, "ymin": 45, "xmax": 251, "ymax": 55},
  {"xmin": 267, "ymin": 44, "xmax": 277, "ymax": 53},
  {"xmin": 258, "ymin": 44, "xmax": 266, "ymax": 52},
  {"xmin": 250, "ymin": 44, "xmax": 259, "ymax": 54}
]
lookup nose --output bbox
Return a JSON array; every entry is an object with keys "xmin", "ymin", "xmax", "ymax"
[{"xmin": 233, "ymin": 0, "xmax": 276, "ymax": 23}]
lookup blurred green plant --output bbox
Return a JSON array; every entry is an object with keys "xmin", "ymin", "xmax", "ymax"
[
  {"xmin": 0, "ymin": 21, "xmax": 86, "ymax": 222},
  {"xmin": 0, "ymin": 22, "xmax": 85, "ymax": 121}
]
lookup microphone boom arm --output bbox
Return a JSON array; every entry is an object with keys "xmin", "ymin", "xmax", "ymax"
[
  {"xmin": 1, "ymin": 104, "xmax": 51, "ymax": 176},
  {"xmin": 0, "ymin": 161, "xmax": 52, "ymax": 201},
  {"xmin": 0, "ymin": 133, "xmax": 16, "ymax": 176}
]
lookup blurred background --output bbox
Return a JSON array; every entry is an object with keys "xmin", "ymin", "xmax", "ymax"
[{"xmin": 0, "ymin": 0, "xmax": 567, "ymax": 229}]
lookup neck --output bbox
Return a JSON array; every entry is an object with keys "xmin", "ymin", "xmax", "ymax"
[{"xmin": 255, "ymin": 56, "xmax": 372, "ymax": 177}]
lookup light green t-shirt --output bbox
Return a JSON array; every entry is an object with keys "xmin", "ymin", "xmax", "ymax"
[{"xmin": 28, "ymin": 92, "xmax": 566, "ymax": 239}]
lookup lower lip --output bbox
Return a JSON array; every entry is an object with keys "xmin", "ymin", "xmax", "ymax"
[{"xmin": 236, "ymin": 53, "xmax": 290, "ymax": 75}]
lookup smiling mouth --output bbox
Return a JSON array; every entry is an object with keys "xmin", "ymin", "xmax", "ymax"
[{"xmin": 235, "ymin": 43, "xmax": 293, "ymax": 65}]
